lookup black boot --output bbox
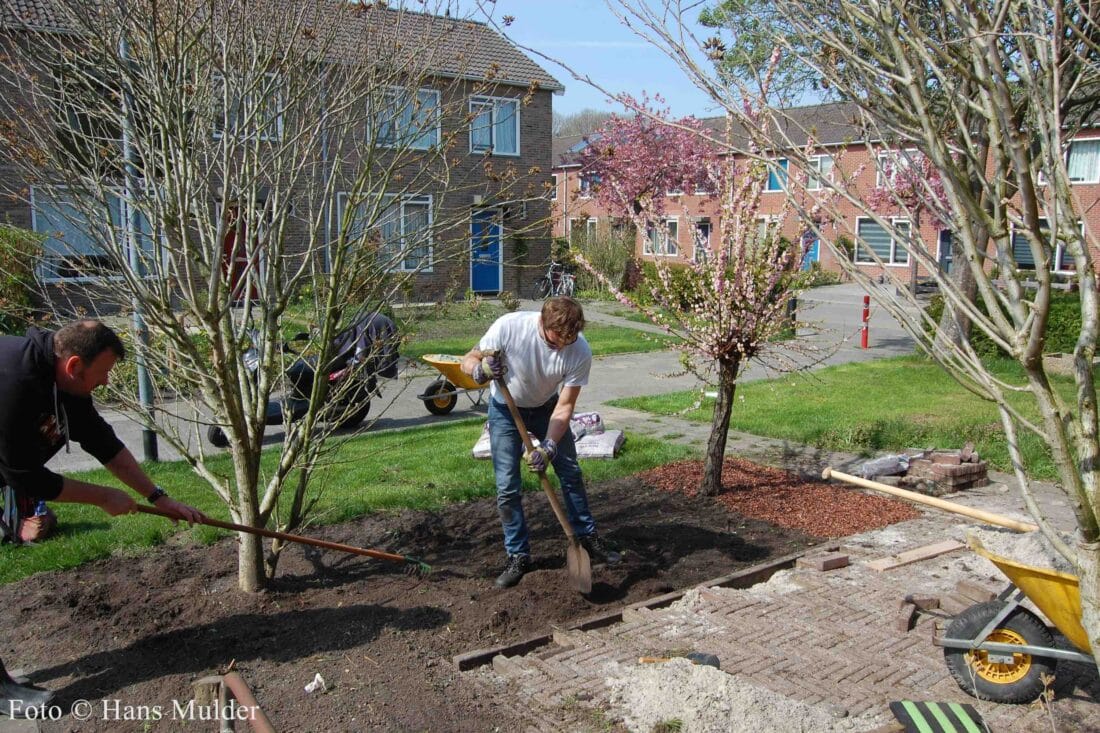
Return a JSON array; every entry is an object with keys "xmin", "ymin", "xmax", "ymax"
[
  {"xmin": 580, "ymin": 532, "xmax": 622, "ymax": 565},
  {"xmin": 494, "ymin": 554, "xmax": 531, "ymax": 588},
  {"xmin": 0, "ymin": 659, "xmax": 54, "ymax": 718}
]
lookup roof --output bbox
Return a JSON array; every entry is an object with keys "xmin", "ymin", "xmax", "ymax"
[
  {"xmin": 551, "ymin": 100, "xmax": 868, "ymax": 169},
  {"xmin": 552, "ymin": 134, "xmax": 589, "ymax": 167},
  {"xmin": 2, "ymin": 1, "xmax": 564, "ymax": 93}
]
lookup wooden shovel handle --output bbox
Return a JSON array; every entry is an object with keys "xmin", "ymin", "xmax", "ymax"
[
  {"xmin": 134, "ymin": 504, "xmax": 424, "ymax": 567},
  {"xmin": 493, "ymin": 379, "xmax": 578, "ymax": 542}
]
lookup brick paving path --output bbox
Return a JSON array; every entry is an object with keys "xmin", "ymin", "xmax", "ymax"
[{"xmin": 463, "ymin": 510, "xmax": 1100, "ymax": 732}]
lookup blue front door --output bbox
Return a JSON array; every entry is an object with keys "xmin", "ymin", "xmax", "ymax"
[
  {"xmin": 801, "ymin": 232, "xmax": 820, "ymax": 271},
  {"xmin": 470, "ymin": 210, "xmax": 502, "ymax": 293}
]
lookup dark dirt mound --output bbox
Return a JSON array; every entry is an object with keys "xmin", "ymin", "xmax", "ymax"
[{"xmin": 1, "ymin": 461, "xmax": 915, "ymax": 732}]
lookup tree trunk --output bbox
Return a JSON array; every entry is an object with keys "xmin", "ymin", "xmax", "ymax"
[
  {"xmin": 1078, "ymin": 541, "xmax": 1100, "ymax": 674},
  {"xmin": 238, "ymin": 532, "xmax": 266, "ymax": 592},
  {"xmin": 234, "ymin": 474, "xmax": 266, "ymax": 592},
  {"xmin": 700, "ymin": 357, "xmax": 741, "ymax": 497}
]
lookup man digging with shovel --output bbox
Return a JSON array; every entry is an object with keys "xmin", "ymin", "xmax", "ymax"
[{"xmin": 462, "ymin": 296, "xmax": 620, "ymax": 589}]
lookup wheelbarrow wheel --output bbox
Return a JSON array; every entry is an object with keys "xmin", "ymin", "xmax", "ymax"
[
  {"xmin": 424, "ymin": 378, "xmax": 458, "ymax": 415},
  {"xmin": 944, "ymin": 600, "xmax": 1057, "ymax": 703}
]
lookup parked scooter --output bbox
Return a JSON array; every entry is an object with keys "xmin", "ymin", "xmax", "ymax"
[{"xmin": 207, "ymin": 312, "xmax": 400, "ymax": 447}]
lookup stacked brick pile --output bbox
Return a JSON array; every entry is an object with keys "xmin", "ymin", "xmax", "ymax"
[{"xmin": 900, "ymin": 444, "xmax": 988, "ymax": 496}]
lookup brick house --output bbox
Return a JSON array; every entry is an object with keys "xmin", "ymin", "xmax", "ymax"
[
  {"xmin": 551, "ymin": 100, "xmax": 1100, "ymax": 283},
  {"xmin": 1, "ymin": 1, "xmax": 563, "ymax": 311}
]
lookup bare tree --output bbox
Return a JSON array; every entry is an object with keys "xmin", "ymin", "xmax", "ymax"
[
  {"xmin": 1, "ymin": 0, "xmax": 544, "ymax": 591},
  {"xmin": 553, "ymin": 108, "xmax": 615, "ymax": 136},
  {"xmin": 593, "ymin": 0, "xmax": 1100, "ymax": 664}
]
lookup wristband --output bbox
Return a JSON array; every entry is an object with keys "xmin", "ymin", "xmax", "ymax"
[{"xmin": 147, "ymin": 486, "xmax": 168, "ymax": 504}]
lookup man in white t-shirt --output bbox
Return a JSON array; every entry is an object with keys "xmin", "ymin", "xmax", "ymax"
[{"xmin": 462, "ymin": 297, "xmax": 621, "ymax": 588}]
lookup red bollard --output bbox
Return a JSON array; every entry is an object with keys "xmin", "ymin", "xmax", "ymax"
[{"xmin": 861, "ymin": 295, "xmax": 870, "ymax": 349}]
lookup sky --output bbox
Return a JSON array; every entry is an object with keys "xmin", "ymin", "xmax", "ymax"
[{"xmin": 455, "ymin": 1, "xmax": 721, "ymax": 120}]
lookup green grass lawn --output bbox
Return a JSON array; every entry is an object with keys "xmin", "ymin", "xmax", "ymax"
[
  {"xmin": 0, "ymin": 422, "xmax": 694, "ymax": 585},
  {"xmin": 610, "ymin": 355, "xmax": 1072, "ymax": 480},
  {"xmin": 396, "ymin": 302, "xmax": 676, "ymax": 359}
]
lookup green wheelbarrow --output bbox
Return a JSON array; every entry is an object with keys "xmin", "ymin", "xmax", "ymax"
[{"xmin": 937, "ymin": 536, "xmax": 1093, "ymax": 704}]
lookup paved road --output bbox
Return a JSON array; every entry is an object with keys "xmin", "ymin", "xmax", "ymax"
[{"xmin": 49, "ymin": 283, "xmax": 920, "ymax": 473}]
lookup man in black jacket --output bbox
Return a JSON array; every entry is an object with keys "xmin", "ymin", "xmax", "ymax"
[{"xmin": 0, "ymin": 319, "xmax": 204, "ymax": 716}]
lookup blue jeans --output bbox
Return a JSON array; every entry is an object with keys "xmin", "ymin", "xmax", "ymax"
[{"xmin": 487, "ymin": 396, "xmax": 596, "ymax": 557}]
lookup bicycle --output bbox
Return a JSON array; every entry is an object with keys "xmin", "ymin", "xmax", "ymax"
[{"xmin": 534, "ymin": 260, "xmax": 576, "ymax": 299}]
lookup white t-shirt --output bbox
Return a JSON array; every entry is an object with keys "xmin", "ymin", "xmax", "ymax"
[{"xmin": 479, "ymin": 311, "xmax": 592, "ymax": 408}]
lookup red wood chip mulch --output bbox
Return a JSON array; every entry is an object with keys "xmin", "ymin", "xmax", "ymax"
[{"xmin": 637, "ymin": 456, "xmax": 922, "ymax": 538}]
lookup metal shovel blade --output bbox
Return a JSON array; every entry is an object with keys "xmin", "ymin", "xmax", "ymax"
[{"xmin": 566, "ymin": 540, "xmax": 592, "ymax": 594}]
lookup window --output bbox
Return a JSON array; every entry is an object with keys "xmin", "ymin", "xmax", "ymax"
[
  {"xmin": 807, "ymin": 155, "xmax": 834, "ymax": 190},
  {"xmin": 1010, "ymin": 218, "xmax": 1080, "ymax": 273},
  {"xmin": 1067, "ymin": 140, "xmax": 1100, "ymax": 184},
  {"xmin": 579, "ymin": 172, "xmax": 600, "ymax": 198},
  {"xmin": 645, "ymin": 219, "xmax": 678, "ymax": 256},
  {"xmin": 377, "ymin": 87, "xmax": 440, "ymax": 149},
  {"xmin": 586, "ymin": 218, "xmax": 598, "ymax": 240},
  {"xmin": 693, "ymin": 219, "xmax": 711, "ymax": 263},
  {"xmin": 756, "ymin": 216, "xmax": 778, "ymax": 245},
  {"xmin": 470, "ymin": 96, "xmax": 519, "ymax": 155},
  {"xmin": 32, "ymin": 187, "xmax": 159, "ymax": 282},
  {"xmin": 876, "ymin": 149, "xmax": 918, "ymax": 188},
  {"xmin": 337, "ymin": 193, "xmax": 432, "ymax": 272},
  {"xmin": 855, "ymin": 217, "xmax": 909, "ymax": 265},
  {"xmin": 550, "ymin": 174, "xmax": 558, "ymax": 200},
  {"xmin": 766, "ymin": 158, "xmax": 788, "ymax": 192},
  {"xmin": 213, "ymin": 72, "xmax": 282, "ymax": 141}
]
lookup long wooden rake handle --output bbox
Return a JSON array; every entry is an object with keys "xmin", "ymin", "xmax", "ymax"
[
  {"xmin": 134, "ymin": 504, "xmax": 431, "ymax": 573},
  {"xmin": 822, "ymin": 467, "xmax": 1038, "ymax": 533}
]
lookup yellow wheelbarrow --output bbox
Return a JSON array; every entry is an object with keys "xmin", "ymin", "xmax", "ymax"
[
  {"xmin": 937, "ymin": 536, "xmax": 1093, "ymax": 703},
  {"xmin": 417, "ymin": 354, "xmax": 488, "ymax": 415}
]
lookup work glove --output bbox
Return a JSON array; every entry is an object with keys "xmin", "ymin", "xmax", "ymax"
[
  {"xmin": 525, "ymin": 437, "xmax": 558, "ymax": 474},
  {"xmin": 472, "ymin": 351, "xmax": 505, "ymax": 384}
]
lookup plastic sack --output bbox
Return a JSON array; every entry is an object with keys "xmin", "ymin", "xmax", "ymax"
[
  {"xmin": 859, "ymin": 454, "xmax": 910, "ymax": 479},
  {"xmin": 571, "ymin": 412, "xmax": 604, "ymax": 436}
]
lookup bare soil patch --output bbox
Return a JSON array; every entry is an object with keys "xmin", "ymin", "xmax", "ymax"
[{"xmin": 4, "ymin": 459, "xmax": 918, "ymax": 731}]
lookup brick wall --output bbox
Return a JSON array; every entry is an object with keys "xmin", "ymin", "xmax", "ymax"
[
  {"xmin": 551, "ymin": 135, "xmax": 1100, "ymax": 282},
  {"xmin": 0, "ymin": 32, "xmax": 555, "ymax": 311}
]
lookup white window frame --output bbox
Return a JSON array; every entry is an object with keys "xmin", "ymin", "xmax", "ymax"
[
  {"xmin": 212, "ymin": 71, "xmax": 283, "ymax": 142},
  {"xmin": 855, "ymin": 216, "xmax": 910, "ymax": 266},
  {"xmin": 876, "ymin": 148, "xmax": 919, "ymax": 188},
  {"xmin": 567, "ymin": 217, "xmax": 578, "ymax": 237},
  {"xmin": 469, "ymin": 95, "xmax": 520, "ymax": 156},
  {"xmin": 578, "ymin": 174, "xmax": 594, "ymax": 199},
  {"xmin": 646, "ymin": 218, "xmax": 679, "ymax": 256},
  {"xmin": 31, "ymin": 185, "xmax": 165, "ymax": 283},
  {"xmin": 585, "ymin": 217, "xmax": 598, "ymax": 240},
  {"xmin": 550, "ymin": 174, "xmax": 558, "ymax": 200},
  {"xmin": 765, "ymin": 158, "xmax": 789, "ymax": 192},
  {"xmin": 807, "ymin": 154, "xmax": 834, "ymax": 190},
  {"xmin": 376, "ymin": 86, "xmax": 441, "ymax": 150},
  {"xmin": 693, "ymin": 219, "xmax": 711, "ymax": 263},
  {"xmin": 1010, "ymin": 218, "xmax": 1082, "ymax": 274},
  {"xmin": 1067, "ymin": 139, "xmax": 1100, "ymax": 184},
  {"xmin": 336, "ymin": 192, "xmax": 433, "ymax": 273}
]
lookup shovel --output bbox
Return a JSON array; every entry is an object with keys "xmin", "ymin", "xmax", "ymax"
[
  {"xmin": 493, "ymin": 378, "xmax": 592, "ymax": 594},
  {"xmin": 134, "ymin": 505, "xmax": 431, "ymax": 575}
]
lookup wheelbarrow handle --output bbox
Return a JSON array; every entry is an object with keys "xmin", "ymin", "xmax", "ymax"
[{"xmin": 133, "ymin": 505, "xmax": 431, "ymax": 573}]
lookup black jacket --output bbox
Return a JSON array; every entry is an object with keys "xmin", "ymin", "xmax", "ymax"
[{"xmin": 0, "ymin": 328, "xmax": 125, "ymax": 499}]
